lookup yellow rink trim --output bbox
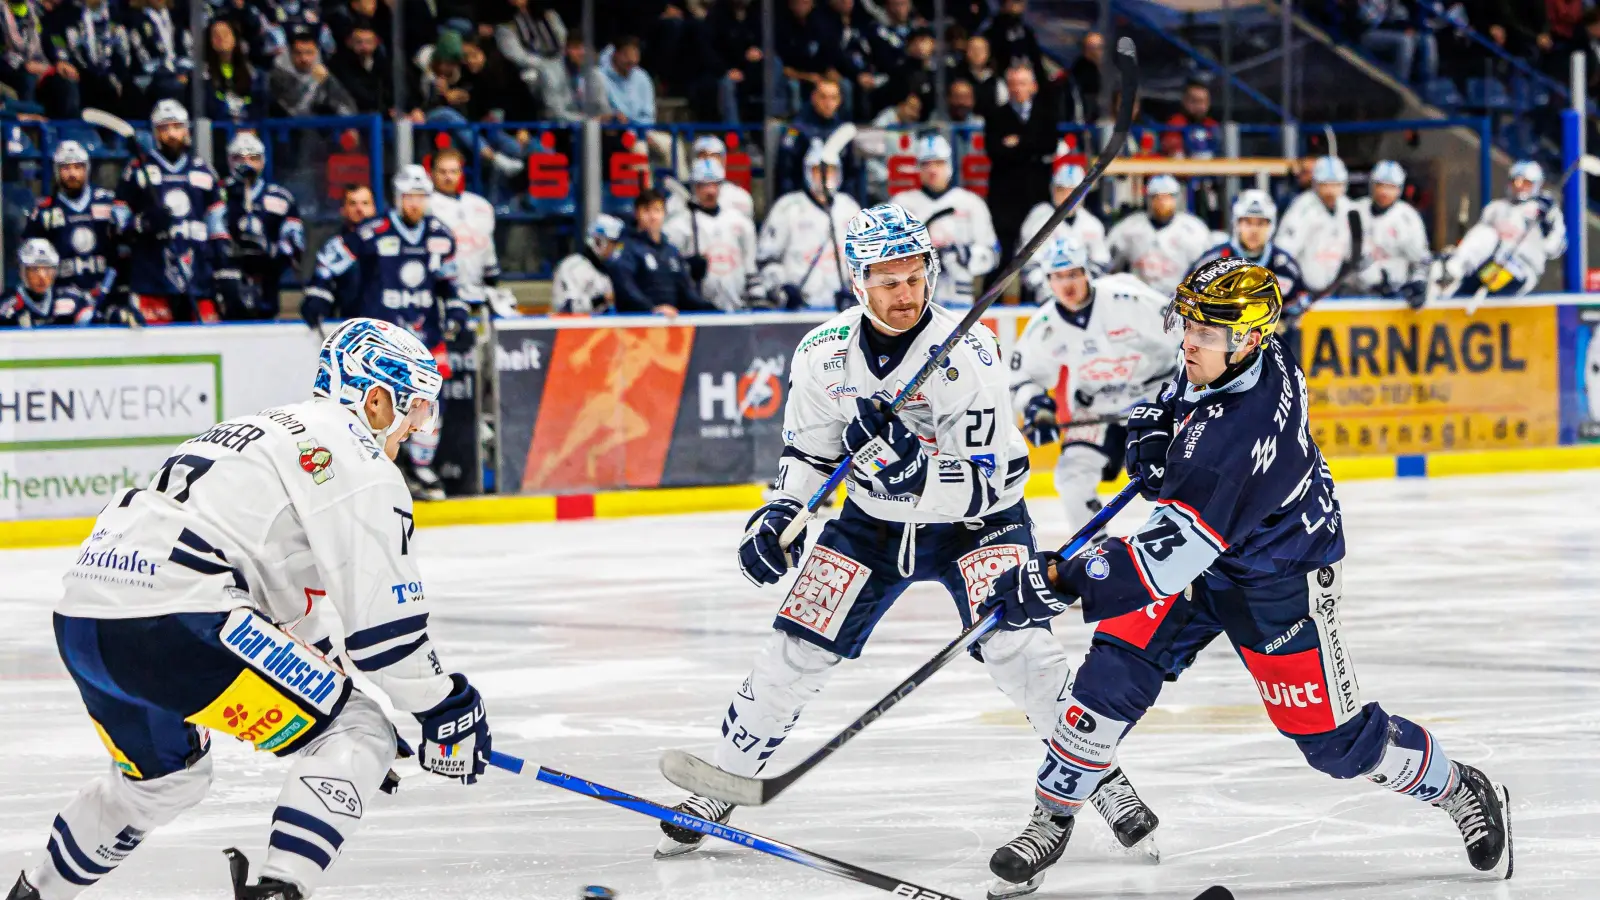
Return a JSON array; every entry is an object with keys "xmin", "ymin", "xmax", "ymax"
[{"xmin": 3, "ymin": 444, "xmax": 1598, "ymax": 549}]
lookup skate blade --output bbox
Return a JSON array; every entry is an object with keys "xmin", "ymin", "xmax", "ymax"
[
  {"xmin": 653, "ymin": 834, "xmax": 706, "ymax": 861},
  {"xmin": 1118, "ymin": 831, "xmax": 1160, "ymax": 865},
  {"xmin": 1492, "ymin": 783, "xmax": 1513, "ymax": 881},
  {"xmin": 986, "ymin": 872, "xmax": 1045, "ymax": 900}
]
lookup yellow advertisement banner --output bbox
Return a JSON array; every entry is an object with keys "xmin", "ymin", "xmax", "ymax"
[{"xmin": 1299, "ymin": 304, "xmax": 1559, "ymax": 456}]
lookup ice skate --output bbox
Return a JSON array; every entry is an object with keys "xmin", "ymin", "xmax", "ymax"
[
  {"xmin": 1435, "ymin": 762, "xmax": 1512, "ymax": 879},
  {"xmin": 5, "ymin": 873, "xmax": 38, "ymax": 900},
  {"xmin": 1090, "ymin": 767, "xmax": 1160, "ymax": 862},
  {"xmin": 224, "ymin": 849, "xmax": 304, "ymax": 900},
  {"xmin": 654, "ymin": 795, "xmax": 735, "ymax": 859},
  {"xmin": 987, "ymin": 805, "xmax": 1075, "ymax": 899}
]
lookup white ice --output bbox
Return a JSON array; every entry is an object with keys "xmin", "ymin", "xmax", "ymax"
[{"xmin": 2, "ymin": 471, "xmax": 1598, "ymax": 899}]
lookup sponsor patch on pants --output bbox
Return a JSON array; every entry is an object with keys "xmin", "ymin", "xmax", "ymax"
[
  {"xmin": 777, "ymin": 545, "xmax": 871, "ymax": 642},
  {"xmin": 1238, "ymin": 645, "xmax": 1339, "ymax": 735},
  {"xmin": 186, "ymin": 669, "xmax": 314, "ymax": 752},
  {"xmin": 957, "ymin": 544, "xmax": 1026, "ymax": 618},
  {"xmin": 1094, "ymin": 593, "xmax": 1176, "ymax": 650},
  {"xmin": 220, "ymin": 609, "xmax": 344, "ymax": 715}
]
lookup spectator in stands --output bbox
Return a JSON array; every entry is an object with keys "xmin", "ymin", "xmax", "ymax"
[
  {"xmin": 777, "ymin": 0, "xmax": 837, "ymax": 112},
  {"xmin": 270, "ymin": 27, "xmax": 357, "ymax": 116},
  {"xmin": 211, "ymin": 0, "xmax": 276, "ymax": 69},
  {"xmin": 1070, "ymin": 30, "xmax": 1102, "ymax": 120},
  {"xmin": 1357, "ymin": 0, "xmax": 1437, "ymax": 84},
  {"xmin": 1161, "ymin": 78, "xmax": 1218, "ymax": 158},
  {"xmin": 869, "ymin": 85, "xmax": 919, "ymax": 126},
  {"xmin": 818, "ymin": 0, "xmax": 877, "ymax": 121},
  {"xmin": 204, "ymin": 18, "xmax": 265, "ymax": 122},
  {"xmin": 1548, "ymin": 0, "xmax": 1585, "ymax": 63},
  {"xmin": 329, "ymin": 24, "xmax": 394, "ymax": 114},
  {"xmin": 0, "ymin": 0, "xmax": 76, "ymax": 117},
  {"xmin": 693, "ymin": 0, "xmax": 763, "ymax": 122},
  {"xmin": 946, "ymin": 77, "xmax": 982, "ymax": 124},
  {"xmin": 124, "ymin": 0, "xmax": 192, "ymax": 108},
  {"xmin": 1468, "ymin": 0, "xmax": 1552, "ymax": 60},
  {"xmin": 954, "ymin": 33, "xmax": 1001, "ymax": 115},
  {"xmin": 47, "ymin": 0, "xmax": 131, "ymax": 116},
  {"xmin": 873, "ymin": 25, "xmax": 934, "ymax": 119},
  {"xmin": 866, "ymin": 0, "xmax": 921, "ymax": 82},
  {"xmin": 495, "ymin": 0, "xmax": 565, "ymax": 77},
  {"xmin": 982, "ymin": 0, "xmax": 1043, "ymax": 74},
  {"xmin": 986, "ymin": 62, "xmax": 1056, "ymax": 269},
  {"xmin": 537, "ymin": 32, "xmax": 604, "ymax": 120},
  {"xmin": 601, "ymin": 35, "xmax": 655, "ymax": 123},
  {"xmin": 328, "ymin": 0, "xmax": 378, "ymax": 47},
  {"xmin": 776, "ymin": 76, "xmax": 860, "ymax": 196},
  {"xmin": 612, "ymin": 187, "xmax": 718, "ymax": 315}
]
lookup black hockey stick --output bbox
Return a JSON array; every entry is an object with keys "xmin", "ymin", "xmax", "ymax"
[
  {"xmin": 1310, "ymin": 207, "xmax": 1365, "ymax": 305},
  {"xmin": 662, "ymin": 478, "xmax": 1143, "ymax": 807},
  {"xmin": 774, "ymin": 38, "xmax": 1141, "ymax": 548}
]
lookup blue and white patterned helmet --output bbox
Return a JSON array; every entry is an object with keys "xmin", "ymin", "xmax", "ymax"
[
  {"xmin": 1042, "ymin": 232, "xmax": 1088, "ymax": 274},
  {"xmin": 1312, "ymin": 155, "xmax": 1348, "ymax": 184},
  {"xmin": 915, "ymin": 133, "xmax": 952, "ymax": 163},
  {"xmin": 843, "ymin": 203, "xmax": 942, "ymax": 322},
  {"xmin": 690, "ymin": 156, "xmax": 724, "ymax": 184},
  {"xmin": 802, "ymin": 140, "xmax": 842, "ymax": 194},
  {"xmin": 314, "ymin": 318, "xmax": 444, "ymax": 437},
  {"xmin": 1370, "ymin": 160, "xmax": 1405, "ymax": 187},
  {"xmin": 1509, "ymin": 159, "xmax": 1544, "ymax": 200},
  {"xmin": 1147, "ymin": 174, "xmax": 1181, "ymax": 197},
  {"xmin": 586, "ymin": 214, "xmax": 625, "ymax": 257},
  {"xmin": 1052, "ymin": 163, "xmax": 1086, "ymax": 191},
  {"xmin": 1231, "ymin": 188, "xmax": 1277, "ymax": 228}
]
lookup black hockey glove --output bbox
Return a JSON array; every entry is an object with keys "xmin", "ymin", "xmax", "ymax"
[
  {"xmin": 686, "ymin": 254, "xmax": 709, "ymax": 283},
  {"xmin": 738, "ymin": 497, "xmax": 806, "ymax": 586},
  {"xmin": 982, "ymin": 552, "xmax": 1077, "ymax": 630},
  {"xmin": 1022, "ymin": 393, "xmax": 1059, "ymax": 446},
  {"xmin": 300, "ymin": 292, "xmax": 331, "ymax": 332},
  {"xmin": 1534, "ymin": 195, "xmax": 1556, "ymax": 234},
  {"xmin": 415, "ymin": 673, "xmax": 491, "ymax": 785},
  {"xmin": 778, "ymin": 283, "xmax": 806, "ymax": 310},
  {"xmin": 1123, "ymin": 399, "xmax": 1173, "ymax": 500},
  {"xmin": 842, "ymin": 398, "xmax": 928, "ymax": 498}
]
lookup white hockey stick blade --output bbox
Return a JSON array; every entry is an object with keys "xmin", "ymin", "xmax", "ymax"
[
  {"xmin": 662, "ymin": 175, "xmax": 691, "ymax": 203},
  {"xmin": 821, "ymin": 122, "xmax": 859, "ymax": 161},
  {"xmin": 1581, "ymin": 154, "xmax": 1600, "ymax": 177},
  {"xmin": 81, "ymin": 107, "xmax": 135, "ymax": 139},
  {"xmin": 659, "ymin": 749, "xmax": 766, "ymax": 806},
  {"xmin": 1465, "ymin": 285, "xmax": 1488, "ymax": 317}
]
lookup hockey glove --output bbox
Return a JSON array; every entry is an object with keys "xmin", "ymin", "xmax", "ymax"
[
  {"xmin": 982, "ymin": 552, "xmax": 1077, "ymax": 630},
  {"xmin": 415, "ymin": 673, "xmax": 491, "ymax": 785},
  {"xmin": 842, "ymin": 397, "xmax": 928, "ymax": 497},
  {"xmin": 739, "ymin": 498, "xmax": 806, "ymax": 586},
  {"xmin": 1399, "ymin": 278, "xmax": 1427, "ymax": 310},
  {"xmin": 833, "ymin": 288, "xmax": 854, "ymax": 311},
  {"xmin": 443, "ymin": 305, "xmax": 472, "ymax": 343},
  {"xmin": 1123, "ymin": 399, "xmax": 1173, "ymax": 501},
  {"xmin": 1534, "ymin": 195, "xmax": 1556, "ymax": 234},
  {"xmin": 300, "ymin": 292, "xmax": 331, "ymax": 331},
  {"xmin": 944, "ymin": 244, "xmax": 971, "ymax": 269},
  {"xmin": 686, "ymin": 254, "xmax": 709, "ymax": 283},
  {"xmin": 778, "ymin": 284, "xmax": 807, "ymax": 310},
  {"xmin": 1023, "ymin": 394, "xmax": 1060, "ymax": 446}
]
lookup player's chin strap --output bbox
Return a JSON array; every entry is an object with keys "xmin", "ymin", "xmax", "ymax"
[{"xmin": 359, "ymin": 385, "xmax": 418, "ymax": 444}]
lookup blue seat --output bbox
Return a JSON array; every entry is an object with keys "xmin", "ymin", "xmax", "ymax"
[
  {"xmin": 1465, "ymin": 77, "xmax": 1511, "ymax": 110},
  {"xmin": 1422, "ymin": 77, "xmax": 1463, "ymax": 109}
]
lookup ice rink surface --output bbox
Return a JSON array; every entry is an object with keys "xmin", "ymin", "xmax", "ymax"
[{"xmin": 2, "ymin": 471, "xmax": 1598, "ymax": 899}]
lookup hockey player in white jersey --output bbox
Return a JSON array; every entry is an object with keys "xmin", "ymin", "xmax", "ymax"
[
  {"xmin": 552, "ymin": 215, "xmax": 624, "ymax": 314},
  {"xmin": 1106, "ymin": 174, "xmax": 1211, "ymax": 296},
  {"xmin": 757, "ymin": 141, "xmax": 862, "ymax": 310},
  {"xmin": 1426, "ymin": 159, "xmax": 1566, "ymax": 304},
  {"xmin": 664, "ymin": 157, "xmax": 761, "ymax": 311},
  {"xmin": 427, "ymin": 147, "xmax": 502, "ymax": 310},
  {"xmin": 1020, "ymin": 164, "xmax": 1110, "ymax": 302},
  {"xmin": 7, "ymin": 319, "xmax": 494, "ymax": 900},
  {"xmin": 656, "ymin": 204, "xmax": 1160, "ymax": 886},
  {"xmin": 889, "ymin": 133, "xmax": 998, "ymax": 307},
  {"xmin": 1276, "ymin": 156, "xmax": 1360, "ymax": 296},
  {"xmin": 1009, "ymin": 233, "xmax": 1177, "ymax": 537},
  {"xmin": 1353, "ymin": 160, "xmax": 1429, "ymax": 302},
  {"xmin": 667, "ymin": 134, "xmax": 756, "ymax": 222}
]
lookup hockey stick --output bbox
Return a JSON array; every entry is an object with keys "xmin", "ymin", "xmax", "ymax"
[
  {"xmin": 82, "ymin": 107, "xmax": 136, "ymax": 140},
  {"xmin": 1310, "ymin": 207, "xmax": 1364, "ymax": 304},
  {"xmin": 482, "ymin": 752, "xmax": 972, "ymax": 900},
  {"xmin": 662, "ymin": 477, "xmax": 1144, "ymax": 806},
  {"xmin": 774, "ymin": 38, "xmax": 1141, "ymax": 548}
]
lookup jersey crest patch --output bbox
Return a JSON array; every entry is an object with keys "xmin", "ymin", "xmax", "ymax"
[{"xmin": 297, "ymin": 441, "xmax": 335, "ymax": 483}]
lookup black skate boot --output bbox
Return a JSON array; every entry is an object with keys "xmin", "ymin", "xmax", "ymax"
[
  {"xmin": 1435, "ymin": 762, "xmax": 1512, "ymax": 879},
  {"xmin": 224, "ymin": 848, "xmax": 305, "ymax": 900},
  {"xmin": 404, "ymin": 463, "xmax": 447, "ymax": 502},
  {"xmin": 987, "ymin": 805, "xmax": 1075, "ymax": 900},
  {"xmin": 1089, "ymin": 767, "xmax": 1161, "ymax": 862},
  {"xmin": 5, "ymin": 872, "xmax": 39, "ymax": 900},
  {"xmin": 654, "ymin": 795, "xmax": 736, "ymax": 860}
]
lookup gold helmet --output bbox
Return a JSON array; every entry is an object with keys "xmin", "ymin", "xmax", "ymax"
[{"xmin": 1167, "ymin": 256, "xmax": 1283, "ymax": 351}]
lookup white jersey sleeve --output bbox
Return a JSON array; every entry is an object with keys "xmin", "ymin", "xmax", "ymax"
[
  {"xmin": 892, "ymin": 187, "xmax": 999, "ymax": 306},
  {"xmin": 429, "ymin": 191, "xmax": 498, "ymax": 294},
  {"xmin": 1355, "ymin": 198, "xmax": 1430, "ymax": 292},
  {"xmin": 552, "ymin": 253, "xmax": 612, "ymax": 313},
  {"xmin": 758, "ymin": 192, "xmax": 859, "ymax": 308},
  {"xmin": 1277, "ymin": 193, "xmax": 1357, "ymax": 293},
  {"xmin": 1455, "ymin": 197, "xmax": 1566, "ymax": 293}
]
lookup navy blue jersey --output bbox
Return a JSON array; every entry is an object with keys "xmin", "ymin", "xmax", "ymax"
[
  {"xmin": 609, "ymin": 229, "xmax": 716, "ymax": 314},
  {"xmin": 305, "ymin": 211, "xmax": 464, "ymax": 348},
  {"xmin": 0, "ymin": 285, "xmax": 97, "ymax": 327},
  {"xmin": 113, "ymin": 150, "xmax": 229, "ymax": 298},
  {"xmin": 1195, "ymin": 241, "xmax": 1309, "ymax": 305},
  {"xmin": 221, "ymin": 177, "xmax": 305, "ymax": 318},
  {"xmin": 21, "ymin": 188, "xmax": 126, "ymax": 295},
  {"xmin": 1064, "ymin": 338, "xmax": 1345, "ymax": 622}
]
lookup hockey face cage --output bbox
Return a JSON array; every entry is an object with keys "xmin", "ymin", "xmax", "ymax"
[
  {"xmin": 1165, "ymin": 257, "xmax": 1283, "ymax": 352},
  {"xmin": 314, "ymin": 319, "xmax": 445, "ymax": 440}
]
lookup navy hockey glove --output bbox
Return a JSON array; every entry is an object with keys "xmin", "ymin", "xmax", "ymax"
[
  {"xmin": 444, "ymin": 305, "xmax": 472, "ymax": 342},
  {"xmin": 1023, "ymin": 394, "xmax": 1059, "ymax": 446},
  {"xmin": 778, "ymin": 284, "xmax": 807, "ymax": 310},
  {"xmin": 833, "ymin": 288, "xmax": 854, "ymax": 311},
  {"xmin": 1399, "ymin": 278, "xmax": 1427, "ymax": 310},
  {"xmin": 842, "ymin": 397, "xmax": 928, "ymax": 497},
  {"xmin": 686, "ymin": 254, "xmax": 709, "ymax": 283},
  {"xmin": 1123, "ymin": 399, "xmax": 1173, "ymax": 500},
  {"xmin": 739, "ymin": 497, "xmax": 806, "ymax": 585},
  {"xmin": 943, "ymin": 244, "xmax": 971, "ymax": 268},
  {"xmin": 301, "ymin": 292, "xmax": 331, "ymax": 331},
  {"xmin": 982, "ymin": 552, "xmax": 1077, "ymax": 630},
  {"xmin": 1534, "ymin": 195, "xmax": 1556, "ymax": 234},
  {"xmin": 415, "ymin": 673, "xmax": 492, "ymax": 785}
]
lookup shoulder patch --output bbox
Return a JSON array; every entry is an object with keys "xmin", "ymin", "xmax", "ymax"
[
  {"xmin": 35, "ymin": 197, "xmax": 51, "ymax": 208},
  {"xmin": 798, "ymin": 322, "xmax": 853, "ymax": 353}
]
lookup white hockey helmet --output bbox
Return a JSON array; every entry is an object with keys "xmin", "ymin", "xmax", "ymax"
[
  {"xmin": 1146, "ymin": 174, "xmax": 1181, "ymax": 197},
  {"xmin": 1312, "ymin": 155, "xmax": 1349, "ymax": 184},
  {"xmin": 228, "ymin": 131, "xmax": 266, "ymax": 163},
  {"xmin": 1042, "ymin": 232, "xmax": 1088, "ymax": 274},
  {"xmin": 586, "ymin": 213, "xmax": 625, "ymax": 257},
  {"xmin": 1232, "ymin": 188, "xmax": 1277, "ymax": 227},
  {"xmin": 150, "ymin": 99, "xmax": 189, "ymax": 128},
  {"xmin": 692, "ymin": 134, "xmax": 727, "ymax": 159},
  {"xmin": 19, "ymin": 237, "xmax": 59, "ymax": 271},
  {"xmin": 1509, "ymin": 159, "xmax": 1544, "ymax": 201},
  {"xmin": 690, "ymin": 156, "xmax": 725, "ymax": 184},
  {"xmin": 802, "ymin": 140, "xmax": 842, "ymax": 195},
  {"xmin": 1370, "ymin": 159, "xmax": 1406, "ymax": 187},
  {"xmin": 1052, "ymin": 163, "xmax": 1086, "ymax": 191},
  {"xmin": 843, "ymin": 203, "xmax": 942, "ymax": 332},
  {"xmin": 53, "ymin": 140, "xmax": 89, "ymax": 169},
  {"xmin": 914, "ymin": 132, "xmax": 953, "ymax": 164},
  {"xmin": 393, "ymin": 163, "xmax": 434, "ymax": 197}
]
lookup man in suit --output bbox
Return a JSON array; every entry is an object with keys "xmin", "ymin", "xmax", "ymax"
[{"xmin": 985, "ymin": 63, "xmax": 1057, "ymax": 272}]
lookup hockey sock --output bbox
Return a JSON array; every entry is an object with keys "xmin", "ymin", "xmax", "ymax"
[
  {"xmin": 260, "ymin": 693, "xmax": 395, "ymax": 891},
  {"xmin": 1362, "ymin": 715, "xmax": 1459, "ymax": 805},
  {"xmin": 712, "ymin": 632, "xmax": 840, "ymax": 778},
  {"xmin": 979, "ymin": 627, "xmax": 1074, "ymax": 744},
  {"xmin": 1035, "ymin": 695, "xmax": 1129, "ymax": 816},
  {"xmin": 30, "ymin": 756, "xmax": 213, "ymax": 899}
]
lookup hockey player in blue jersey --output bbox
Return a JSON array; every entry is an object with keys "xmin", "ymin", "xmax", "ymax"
[
  {"xmin": 982, "ymin": 257, "xmax": 1512, "ymax": 892},
  {"xmin": 215, "ymin": 132, "xmax": 305, "ymax": 320},
  {"xmin": 112, "ymin": 100, "xmax": 231, "ymax": 324},
  {"xmin": 304, "ymin": 164, "xmax": 468, "ymax": 500},
  {"xmin": 0, "ymin": 239, "xmax": 140, "ymax": 328},
  {"xmin": 22, "ymin": 141, "xmax": 127, "ymax": 304},
  {"xmin": 304, "ymin": 184, "xmax": 378, "ymax": 324}
]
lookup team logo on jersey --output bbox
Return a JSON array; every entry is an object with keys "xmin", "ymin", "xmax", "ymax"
[
  {"xmin": 163, "ymin": 189, "xmax": 191, "ymax": 218},
  {"xmin": 427, "ymin": 236, "xmax": 452, "ymax": 255},
  {"xmin": 298, "ymin": 441, "xmax": 335, "ymax": 484},
  {"xmin": 188, "ymin": 170, "xmax": 214, "ymax": 190},
  {"xmin": 70, "ymin": 226, "xmax": 95, "ymax": 254},
  {"xmin": 262, "ymin": 194, "xmax": 289, "ymax": 215},
  {"xmin": 399, "ymin": 260, "xmax": 426, "ymax": 288},
  {"xmin": 1084, "ymin": 553, "xmax": 1110, "ymax": 580},
  {"xmin": 945, "ymin": 366, "xmax": 959, "ymax": 382}
]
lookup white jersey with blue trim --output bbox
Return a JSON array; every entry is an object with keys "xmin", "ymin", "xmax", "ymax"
[
  {"xmin": 56, "ymin": 397, "xmax": 453, "ymax": 713},
  {"xmin": 1019, "ymin": 202, "xmax": 1110, "ymax": 287},
  {"xmin": 889, "ymin": 185, "xmax": 999, "ymax": 306},
  {"xmin": 1451, "ymin": 195, "xmax": 1567, "ymax": 295},
  {"xmin": 1352, "ymin": 196, "xmax": 1429, "ymax": 294},
  {"xmin": 1275, "ymin": 191, "xmax": 1359, "ymax": 294},
  {"xmin": 775, "ymin": 304, "xmax": 1030, "ymax": 524},
  {"xmin": 1106, "ymin": 210, "xmax": 1212, "ymax": 296}
]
